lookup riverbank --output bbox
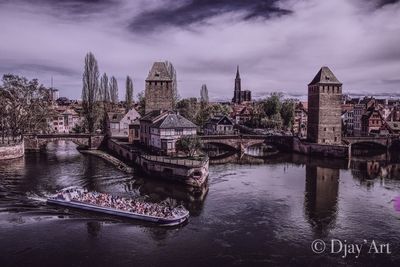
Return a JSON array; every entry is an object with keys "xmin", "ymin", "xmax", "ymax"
[
  {"xmin": 0, "ymin": 141, "xmax": 24, "ymax": 160},
  {"xmin": 79, "ymin": 149, "xmax": 134, "ymax": 174}
]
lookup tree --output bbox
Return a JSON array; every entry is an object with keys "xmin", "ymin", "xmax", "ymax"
[
  {"xmin": 176, "ymin": 135, "xmax": 202, "ymax": 157},
  {"xmin": 109, "ymin": 76, "xmax": 118, "ymax": 104},
  {"xmin": 262, "ymin": 92, "xmax": 283, "ymax": 117},
  {"xmin": 100, "ymin": 73, "xmax": 110, "ymax": 102},
  {"xmin": 200, "ymin": 84, "xmax": 209, "ymax": 104},
  {"xmin": 195, "ymin": 103, "xmax": 232, "ymax": 126},
  {"xmin": 125, "ymin": 75, "xmax": 133, "ymax": 110},
  {"xmin": 82, "ymin": 52, "xmax": 100, "ymax": 133},
  {"xmin": 280, "ymin": 99, "xmax": 295, "ymax": 129},
  {"xmin": 176, "ymin": 98, "xmax": 198, "ymax": 122},
  {"xmin": 0, "ymin": 74, "xmax": 52, "ymax": 140},
  {"xmin": 137, "ymin": 91, "xmax": 146, "ymax": 116}
]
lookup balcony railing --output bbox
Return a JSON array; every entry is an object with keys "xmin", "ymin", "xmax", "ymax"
[{"xmin": 141, "ymin": 154, "xmax": 208, "ymax": 167}]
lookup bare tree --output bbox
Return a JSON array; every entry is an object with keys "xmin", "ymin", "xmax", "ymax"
[
  {"xmin": 125, "ymin": 75, "xmax": 133, "ymax": 110},
  {"xmin": 82, "ymin": 52, "xmax": 100, "ymax": 133},
  {"xmin": 109, "ymin": 76, "xmax": 118, "ymax": 104}
]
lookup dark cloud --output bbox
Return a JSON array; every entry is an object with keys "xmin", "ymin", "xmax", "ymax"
[
  {"xmin": 0, "ymin": 0, "xmax": 118, "ymax": 15},
  {"xmin": 376, "ymin": 0, "xmax": 400, "ymax": 7},
  {"xmin": 129, "ymin": 0, "xmax": 292, "ymax": 32}
]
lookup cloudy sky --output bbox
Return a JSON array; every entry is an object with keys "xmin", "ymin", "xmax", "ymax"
[{"xmin": 0, "ymin": 0, "xmax": 399, "ymax": 101}]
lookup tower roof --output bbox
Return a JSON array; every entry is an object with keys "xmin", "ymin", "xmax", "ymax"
[
  {"xmin": 308, "ymin": 66, "xmax": 341, "ymax": 86},
  {"xmin": 146, "ymin": 62, "xmax": 173, "ymax": 81},
  {"xmin": 236, "ymin": 65, "xmax": 240, "ymax": 79}
]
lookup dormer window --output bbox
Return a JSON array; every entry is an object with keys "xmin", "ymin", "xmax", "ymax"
[{"xmin": 155, "ymin": 73, "xmax": 160, "ymax": 77}]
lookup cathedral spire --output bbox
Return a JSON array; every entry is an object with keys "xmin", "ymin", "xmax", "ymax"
[{"xmin": 236, "ymin": 65, "xmax": 240, "ymax": 79}]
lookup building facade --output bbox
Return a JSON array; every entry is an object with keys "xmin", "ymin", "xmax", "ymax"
[
  {"xmin": 139, "ymin": 111, "xmax": 197, "ymax": 154},
  {"xmin": 307, "ymin": 66, "xmax": 342, "ymax": 144},
  {"xmin": 204, "ymin": 115, "xmax": 235, "ymax": 135},
  {"xmin": 145, "ymin": 61, "xmax": 177, "ymax": 114},
  {"xmin": 108, "ymin": 107, "xmax": 141, "ymax": 137}
]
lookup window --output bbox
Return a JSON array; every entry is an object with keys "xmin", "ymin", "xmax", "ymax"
[
  {"xmin": 333, "ymin": 127, "xmax": 335, "ymax": 132},
  {"xmin": 324, "ymin": 127, "xmax": 327, "ymax": 131},
  {"xmin": 322, "ymin": 139, "xmax": 326, "ymax": 143}
]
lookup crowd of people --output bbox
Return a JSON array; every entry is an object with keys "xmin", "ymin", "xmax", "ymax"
[{"xmin": 57, "ymin": 190, "xmax": 178, "ymax": 219}]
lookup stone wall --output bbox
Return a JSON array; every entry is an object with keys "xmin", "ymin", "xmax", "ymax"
[
  {"xmin": 307, "ymin": 84, "xmax": 342, "ymax": 144},
  {"xmin": 145, "ymin": 81, "xmax": 175, "ymax": 113},
  {"xmin": 0, "ymin": 141, "xmax": 24, "ymax": 160},
  {"xmin": 293, "ymin": 137, "xmax": 349, "ymax": 159}
]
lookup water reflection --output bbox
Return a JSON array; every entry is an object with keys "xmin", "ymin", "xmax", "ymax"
[
  {"xmin": 87, "ymin": 221, "xmax": 102, "ymax": 237},
  {"xmin": 304, "ymin": 166, "xmax": 339, "ymax": 237}
]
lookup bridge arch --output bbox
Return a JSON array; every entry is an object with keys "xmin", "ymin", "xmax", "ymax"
[{"xmin": 23, "ymin": 134, "xmax": 105, "ymax": 151}]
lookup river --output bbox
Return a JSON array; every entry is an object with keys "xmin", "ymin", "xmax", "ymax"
[{"xmin": 1, "ymin": 141, "xmax": 400, "ymax": 267}]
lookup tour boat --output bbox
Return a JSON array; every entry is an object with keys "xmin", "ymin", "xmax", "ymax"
[{"xmin": 47, "ymin": 186, "xmax": 189, "ymax": 226}]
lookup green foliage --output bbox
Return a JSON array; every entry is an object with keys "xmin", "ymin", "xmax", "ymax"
[
  {"xmin": 82, "ymin": 52, "xmax": 101, "ymax": 133},
  {"xmin": 0, "ymin": 74, "xmax": 53, "ymax": 140},
  {"xmin": 125, "ymin": 75, "xmax": 133, "ymax": 110},
  {"xmin": 280, "ymin": 99, "xmax": 295, "ymax": 128},
  {"xmin": 247, "ymin": 92, "xmax": 295, "ymax": 130},
  {"xmin": 176, "ymin": 98, "xmax": 198, "ymax": 122},
  {"xmin": 137, "ymin": 91, "xmax": 146, "ymax": 116},
  {"xmin": 195, "ymin": 103, "xmax": 232, "ymax": 126},
  {"xmin": 175, "ymin": 135, "xmax": 202, "ymax": 157},
  {"xmin": 262, "ymin": 92, "xmax": 283, "ymax": 117}
]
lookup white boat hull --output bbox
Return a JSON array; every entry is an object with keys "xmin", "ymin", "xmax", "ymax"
[{"xmin": 47, "ymin": 198, "xmax": 189, "ymax": 226}]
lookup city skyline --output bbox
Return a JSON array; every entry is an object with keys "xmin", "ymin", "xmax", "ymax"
[{"xmin": 0, "ymin": 0, "xmax": 399, "ymax": 100}]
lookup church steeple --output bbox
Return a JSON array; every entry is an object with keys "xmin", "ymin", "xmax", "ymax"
[
  {"xmin": 232, "ymin": 65, "xmax": 242, "ymax": 104},
  {"xmin": 236, "ymin": 65, "xmax": 240, "ymax": 79}
]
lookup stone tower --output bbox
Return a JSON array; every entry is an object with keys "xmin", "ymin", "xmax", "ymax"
[
  {"xmin": 145, "ymin": 61, "xmax": 177, "ymax": 114},
  {"xmin": 307, "ymin": 66, "xmax": 342, "ymax": 144},
  {"xmin": 232, "ymin": 66, "xmax": 241, "ymax": 104}
]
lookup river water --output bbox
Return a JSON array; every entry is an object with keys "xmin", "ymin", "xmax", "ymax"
[{"xmin": 1, "ymin": 141, "xmax": 400, "ymax": 267}]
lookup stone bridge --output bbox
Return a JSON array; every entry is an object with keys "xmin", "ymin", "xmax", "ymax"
[
  {"xmin": 199, "ymin": 135, "xmax": 294, "ymax": 152},
  {"xmin": 24, "ymin": 134, "xmax": 105, "ymax": 151},
  {"xmin": 342, "ymin": 136, "xmax": 400, "ymax": 149}
]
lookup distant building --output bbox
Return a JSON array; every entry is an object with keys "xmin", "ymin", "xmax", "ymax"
[
  {"xmin": 341, "ymin": 103, "xmax": 354, "ymax": 136},
  {"xmin": 128, "ymin": 119, "xmax": 140, "ymax": 143},
  {"xmin": 108, "ymin": 107, "xmax": 141, "ymax": 137},
  {"xmin": 361, "ymin": 108, "xmax": 385, "ymax": 136},
  {"xmin": 231, "ymin": 105, "xmax": 253, "ymax": 125},
  {"xmin": 232, "ymin": 66, "xmax": 251, "ymax": 104},
  {"xmin": 139, "ymin": 111, "xmax": 197, "ymax": 154},
  {"xmin": 49, "ymin": 107, "xmax": 81, "ymax": 133},
  {"xmin": 307, "ymin": 66, "xmax": 342, "ymax": 144},
  {"xmin": 145, "ymin": 61, "xmax": 177, "ymax": 114},
  {"xmin": 353, "ymin": 97, "xmax": 375, "ymax": 136},
  {"xmin": 49, "ymin": 88, "xmax": 59, "ymax": 102},
  {"xmin": 293, "ymin": 102, "xmax": 308, "ymax": 138},
  {"xmin": 204, "ymin": 115, "xmax": 234, "ymax": 135}
]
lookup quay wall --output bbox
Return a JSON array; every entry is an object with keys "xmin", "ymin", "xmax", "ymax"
[
  {"xmin": 0, "ymin": 141, "xmax": 25, "ymax": 160},
  {"xmin": 106, "ymin": 139, "xmax": 209, "ymax": 187},
  {"xmin": 293, "ymin": 137, "xmax": 349, "ymax": 159}
]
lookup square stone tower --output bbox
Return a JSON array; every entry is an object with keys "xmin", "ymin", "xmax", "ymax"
[
  {"xmin": 307, "ymin": 66, "xmax": 342, "ymax": 144},
  {"xmin": 145, "ymin": 61, "xmax": 177, "ymax": 114}
]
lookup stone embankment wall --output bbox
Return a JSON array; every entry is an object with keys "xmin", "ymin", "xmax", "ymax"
[
  {"xmin": 106, "ymin": 138, "xmax": 209, "ymax": 187},
  {"xmin": 0, "ymin": 141, "xmax": 25, "ymax": 160},
  {"xmin": 293, "ymin": 137, "xmax": 349, "ymax": 158}
]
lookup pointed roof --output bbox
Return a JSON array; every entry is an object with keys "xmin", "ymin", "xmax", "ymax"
[
  {"xmin": 151, "ymin": 113, "xmax": 197, "ymax": 129},
  {"xmin": 308, "ymin": 66, "xmax": 341, "ymax": 86},
  {"xmin": 236, "ymin": 65, "xmax": 240, "ymax": 79},
  {"xmin": 146, "ymin": 62, "xmax": 173, "ymax": 81}
]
